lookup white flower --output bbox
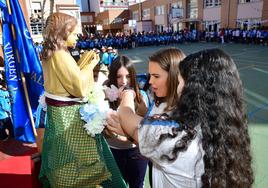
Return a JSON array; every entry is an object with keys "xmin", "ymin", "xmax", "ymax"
[
  {"xmin": 82, "ymin": 109, "xmax": 107, "ymax": 137},
  {"xmin": 80, "ymin": 83, "xmax": 110, "ymax": 137},
  {"xmin": 38, "ymin": 93, "xmax": 47, "ymax": 111},
  {"xmin": 103, "ymin": 84, "xmax": 119, "ymax": 102}
]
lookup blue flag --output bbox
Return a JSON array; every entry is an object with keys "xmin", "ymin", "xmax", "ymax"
[
  {"xmin": 0, "ymin": 0, "xmax": 5, "ymax": 8},
  {"xmin": 1, "ymin": 0, "xmax": 44, "ymax": 143}
]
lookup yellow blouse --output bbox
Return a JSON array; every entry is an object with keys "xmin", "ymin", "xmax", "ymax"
[{"xmin": 42, "ymin": 50, "xmax": 98, "ymax": 98}]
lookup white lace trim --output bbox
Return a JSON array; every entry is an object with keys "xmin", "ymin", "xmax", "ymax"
[{"xmin": 44, "ymin": 91, "xmax": 88, "ymax": 103}]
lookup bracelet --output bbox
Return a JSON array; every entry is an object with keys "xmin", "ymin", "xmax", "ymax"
[
  {"xmin": 121, "ymin": 87, "xmax": 136, "ymax": 98},
  {"xmin": 112, "ymin": 133, "xmax": 119, "ymax": 138},
  {"xmin": 122, "ymin": 86, "xmax": 134, "ymax": 91}
]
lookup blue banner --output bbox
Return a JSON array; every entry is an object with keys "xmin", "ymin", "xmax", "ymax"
[
  {"xmin": 0, "ymin": 0, "xmax": 6, "ymax": 8},
  {"xmin": 1, "ymin": 0, "xmax": 44, "ymax": 143}
]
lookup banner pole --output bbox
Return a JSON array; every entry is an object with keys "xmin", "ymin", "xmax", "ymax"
[{"xmin": 6, "ymin": 0, "xmax": 37, "ymax": 138}]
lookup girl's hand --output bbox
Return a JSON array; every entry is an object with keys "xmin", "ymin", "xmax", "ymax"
[
  {"xmin": 118, "ymin": 86, "xmax": 136, "ymax": 100},
  {"xmin": 106, "ymin": 110, "xmax": 126, "ymax": 136}
]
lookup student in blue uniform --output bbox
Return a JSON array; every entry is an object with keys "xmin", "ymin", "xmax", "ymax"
[{"xmin": 0, "ymin": 79, "xmax": 14, "ymax": 141}]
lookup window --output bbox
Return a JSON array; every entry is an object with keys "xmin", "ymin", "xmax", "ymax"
[
  {"xmin": 143, "ymin": 8, "xmax": 150, "ymax": 18},
  {"xmin": 187, "ymin": 0, "xmax": 197, "ymax": 18},
  {"xmin": 239, "ymin": 0, "xmax": 260, "ymax": 3},
  {"xmin": 171, "ymin": 2, "xmax": 182, "ymax": 9},
  {"xmin": 155, "ymin": 5, "xmax": 165, "ymax": 16},
  {"xmin": 205, "ymin": 0, "xmax": 213, "ymax": 7},
  {"xmin": 32, "ymin": 2, "xmax": 42, "ymax": 16},
  {"xmin": 204, "ymin": 0, "xmax": 221, "ymax": 8},
  {"xmin": 101, "ymin": 0, "xmax": 128, "ymax": 6},
  {"xmin": 88, "ymin": 16, "xmax": 93, "ymax": 23},
  {"xmin": 204, "ymin": 20, "xmax": 221, "ymax": 31},
  {"xmin": 30, "ymin": 2, "xmax": 42, "ymax": 35},
  {"xmin": 239, "ymin": 0, "xmax": 250, "ymax": 3},
  {"xmin": 132, "ymin": 10, "xmax": 139, "ymax": 20},
  {"xmin": 81, "ymin": 15, "xmax": 93, "ymax": 23},
  {"xmin": 171, "ymin": 8, "xmax": 183, "ymax": 18},
  {"xmin": 30, "ymin": 22, "xmax": 42, "ymax": 35},
  {"xmin": 236, "ymin": 18, "xmax": 261, "ymax": 30},
  {"xmin": 155, "ymin": 25, "xmax": 164, "ymax": 33},
  {"xmin": 113, "ymin": 17, "xmax": 122, "ymax": 23},
  {"xmin": 214, "ymin": 0, "xmax": 221, "ymax": 6}
]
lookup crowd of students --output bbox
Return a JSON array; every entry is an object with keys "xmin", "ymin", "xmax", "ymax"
[
  {"xmin": 75, "ymin": 28, "xmax": 268, "ymax": 51},
  {"xmin": 211, "ymin": 28, "xmax": 268, "ymax": 44}
]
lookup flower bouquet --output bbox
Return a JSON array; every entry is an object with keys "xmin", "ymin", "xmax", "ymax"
[{"xmin": 80, "ymin": 83, "xmax": 110, "ymax": 137}]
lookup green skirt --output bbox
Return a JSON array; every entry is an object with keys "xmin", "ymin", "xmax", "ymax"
[{"xmin": 39, "ymin": 104, "xmax": 127, "ymax": 188}]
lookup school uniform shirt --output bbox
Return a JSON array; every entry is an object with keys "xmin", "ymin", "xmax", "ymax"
[
  {"xmin": 101, "ymin": 52, "xmax": 109, "ymax": 65},
  {"xmin": 0, "ymin": 89, "xmax": 11, "ymax": 120},
  {"xmin": 138, "ymin": 102, "xmax": 205, "ymax": 188},
  {"xmin": 107, "ymin": 53, "xmax": 114, "ymax": 66}
]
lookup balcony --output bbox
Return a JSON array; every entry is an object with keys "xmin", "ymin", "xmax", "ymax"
[{"xmin": 100, "ymin": 1, "xmax": 129, "ymax": 8}]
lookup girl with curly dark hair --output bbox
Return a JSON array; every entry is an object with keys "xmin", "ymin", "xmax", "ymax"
[
  {"xmin": 172, "ymin": 48, "xmax": 254, "ymax": 187},
  {"xmin": 109, "ymin": 48, "xmax": 253, "ymax": 187}
]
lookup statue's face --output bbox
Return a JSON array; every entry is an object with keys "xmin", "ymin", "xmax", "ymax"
[{"xmin": 66, "ymin": 26, "xmax": 78, "ymax": 48}]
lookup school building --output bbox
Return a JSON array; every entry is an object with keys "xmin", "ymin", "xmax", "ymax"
[
  {"xmin": 0, "ymin": 0, "xmax": 80, "ymax": 59},
  {"xmin": 126, "ymin": 0, "xmax": 268, "ymax": 33}
]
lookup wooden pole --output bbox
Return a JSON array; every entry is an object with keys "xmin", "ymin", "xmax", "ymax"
[{"xmin": 6, "ymin": 0, "xmax": 37, "ymax": 137}]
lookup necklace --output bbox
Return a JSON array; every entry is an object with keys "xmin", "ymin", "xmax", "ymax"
[{"xmin": 155, "ymin": 97, "xmax": 166, "ymax": 107}]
